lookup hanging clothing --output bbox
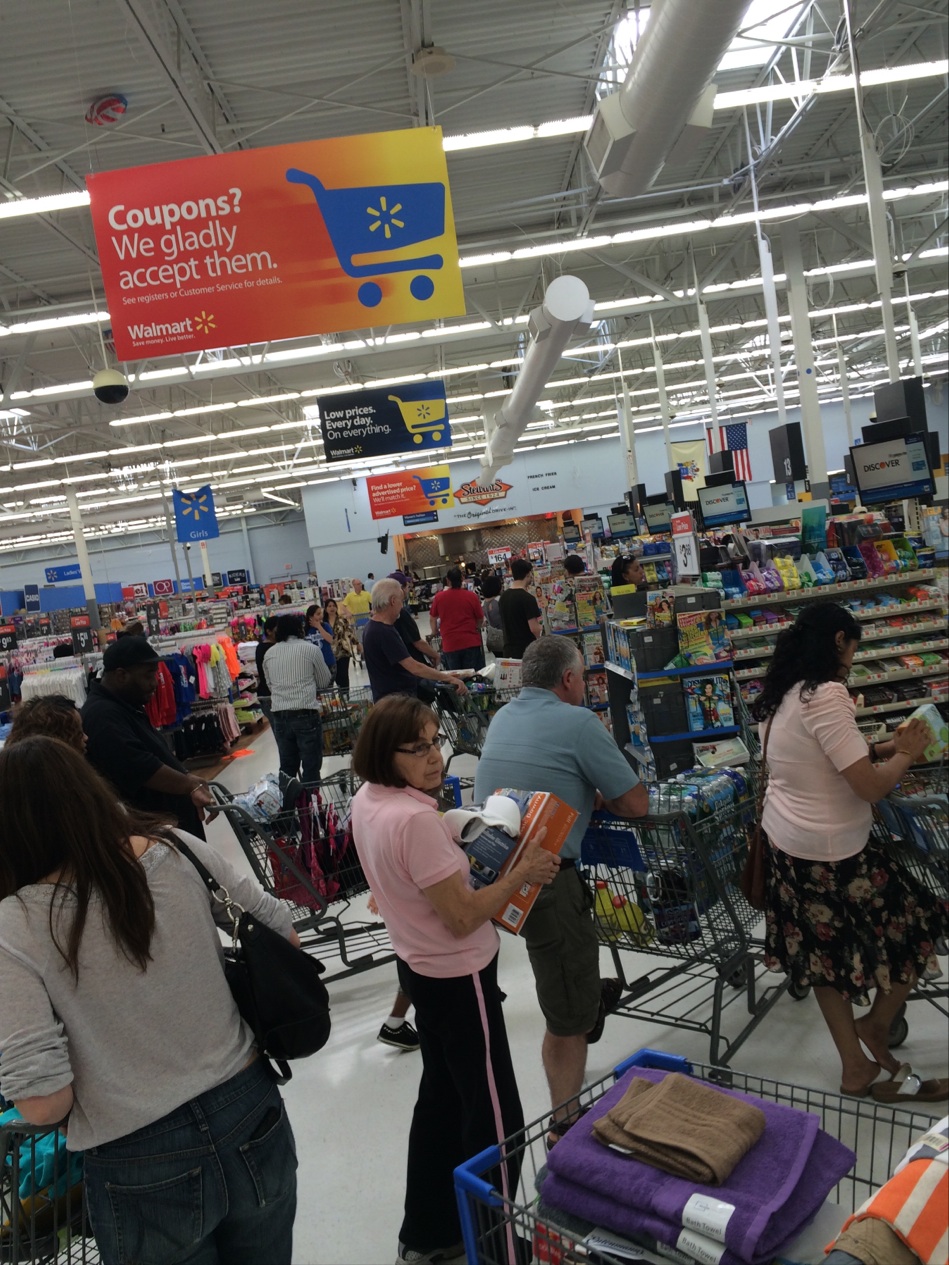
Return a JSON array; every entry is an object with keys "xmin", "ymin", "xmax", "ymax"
[{"xmin": 145, "ymin": 662, "xmax": 177, "ymax": 729}]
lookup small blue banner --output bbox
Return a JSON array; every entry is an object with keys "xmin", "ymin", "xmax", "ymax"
[
  {"xmin": 172, "ymin": 484, "xmax": 220, "ymax": 542},
  {"xmin": 45, "ymin": 564, "xmax": 82, "ymax": 583},
  {"xmin": 24, "ymin": 584, "xmax": 41, "ymax": 612},
  {"xmin": 319, "ymin": 380, "xmax": 450, "ymax": 463},
  {"xmin": 403, "ymin": 511, "xmax": 440, "ymax": 526}
]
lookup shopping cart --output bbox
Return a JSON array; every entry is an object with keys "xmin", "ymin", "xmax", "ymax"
[
  {"xmin": 411, "ymin": 474, "xmax": 451, "ymax": 506},
  {"xmin": 454, "ymin": 1047, "xmax": 938, "ymax": 1265},
  {"xmin": 396, "ymin": 400, "xmax": 448, "ymax": 447},
  {"xmin": 434, "ymin": 682, "xmax": 519, "ymax": 770},
  {"xmin": 317, "ymin": 686, "xmax": 373, "ymax": 756},
  {"xmin": 286, "ymin": 167, "xmax": 445, "ymax": 308},
  {"xmin": 580, "ymin": 768, "xmax": 788, "ymax": 1065},
  {"xmin": 209, "ymin": 770, "xmax": 395, "ymax": 982},
  {"xmin": 1, "ymin": 1118, "xmax": 91, "ymax": 1264}
]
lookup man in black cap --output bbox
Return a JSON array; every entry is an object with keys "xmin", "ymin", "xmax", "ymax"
[{"xmin": 81, "ymin": 637, "xmax": 214, "ymax": 838}]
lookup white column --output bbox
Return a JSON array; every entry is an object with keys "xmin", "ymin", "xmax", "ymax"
[
  {"xmin": 65, "ymin": 486, "xmax": 101, "ymax": 629},
  {"xmin": 649, "ymin": 317, "xmax": 674, "ymax": 467},
  {"xmin": 239, "ymin": 513, "xmax": 256, "ymax": 584},
  {"xmin": 199, "ymin": 540, "xmax": 214, "ymax": 585},
  {"xmin": 782, "ymin": 222, "xmax": 830, "ymax": 497},
  {"xmin": 616, "ymin": 348, "xmax": 640, "ymax": 488},
  {"xmin": 160, "ymin": 488, "xmax": 183, "ymax": 592}
]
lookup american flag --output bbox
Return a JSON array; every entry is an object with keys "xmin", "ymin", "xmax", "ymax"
[{"xmin": 708, "ymin": 421, "xmax": 752, "ymax": 482}]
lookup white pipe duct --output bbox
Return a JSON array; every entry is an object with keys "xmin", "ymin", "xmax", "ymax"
[
  {"xmin": 585, "ymin": 0, "xmax": 753, "ymax": 198},
  {"xmin": 480, "ymin": 275, "xmax": 595, "ymax": 480}
]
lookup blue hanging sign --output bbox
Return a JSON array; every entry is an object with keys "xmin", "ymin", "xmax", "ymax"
[
  {"xmin": 318, "ymin": 380, "xmax": 450, "ymax": 463},
  {"xmin": 45, "ymin": 564, "xmax": 82, "ymax": 583},
  {"xmin": 172, "ymin": 484, "xmax": 220, "ymax": 542},
  {"xmin": 24, "ymin": 584, "xmax": 41, "ymax": 612}
]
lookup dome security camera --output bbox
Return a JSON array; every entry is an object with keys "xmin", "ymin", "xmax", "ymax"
[{"xmin": 93, "ymin": 368, "xmax": 129, "ymax": 405}]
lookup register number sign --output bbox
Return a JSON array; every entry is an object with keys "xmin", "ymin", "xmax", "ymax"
[{"xmin": 87, "ymin": 127, "xmax": 465, "ymax": 361}]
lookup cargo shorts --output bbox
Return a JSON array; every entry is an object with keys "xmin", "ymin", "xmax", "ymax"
[{"xmin": 521, "ymin": 864, "xmax": 601, "ymax": 1037}]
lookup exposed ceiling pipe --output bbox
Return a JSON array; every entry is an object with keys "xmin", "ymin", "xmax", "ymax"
[
  {"xmin": 480, "ymin": 275, "xmax": 595, "ymax": 480},
  {"xmin": 585, "ymin": 0, "xmax": 753, "ymax": 198}
]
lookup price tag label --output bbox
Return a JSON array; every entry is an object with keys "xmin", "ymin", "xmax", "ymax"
[
  {"xmin": 0, "ymin": 624, "xmax": 18, "ymax": 652},
  {"xmin": 70, "ymin": 614, "xmax": 94, "ymax": 656}
]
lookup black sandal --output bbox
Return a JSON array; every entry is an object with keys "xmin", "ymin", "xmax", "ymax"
[{"xmin": 546, "ymin": 1106, "xmax": 589, "ymax": 1151}]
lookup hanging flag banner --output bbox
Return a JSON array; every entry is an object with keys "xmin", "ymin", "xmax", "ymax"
[
  {"xmin": 366, "ymin": 465, "xmax": 453, "ymax": 520},
  {"xmin": 87, "ymin": 127, "xmax": 465, "ymax": 361},
  {"xmin": 671, "ymin": 439, "xmax": 709, "ymax": 503},
  {"xmin": 172, "ymin": 484, "xmax": 220, "ymax": 542},
  {"xmin": 320, "ymin": 381, "xmax": 450, "ymax": 462}
]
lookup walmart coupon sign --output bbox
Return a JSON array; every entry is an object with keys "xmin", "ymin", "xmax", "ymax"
[
  {"xmin": 87, "ymin": 128, "xmax": 465, "ymax": 361},
  {"xmin": 318, "ymin": 381, "xmax": 451, "ymax": 462}
]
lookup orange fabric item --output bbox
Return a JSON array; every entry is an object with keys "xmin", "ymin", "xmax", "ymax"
[
  {"xmin": 217, "ymin": 634, "xmax": 241, "ymax": 680},
  {"xmin": 838, "ymin": 1158, "xmax": 948, "ymax": 1265}
]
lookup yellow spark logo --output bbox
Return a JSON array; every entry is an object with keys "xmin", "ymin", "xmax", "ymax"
[
  {"xmin": 367, "ymin": 196, "xmax": 404, "ymax": 239},
  {"xmin": 180, "ymin": 490, "xmax": 213, "ymax": 519},
  {"xmin": 195, "ymin": 311, "xmax": 216, "ymax": 334}
]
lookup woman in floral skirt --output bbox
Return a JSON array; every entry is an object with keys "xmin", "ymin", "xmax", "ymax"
[{"xmin": 751, "ymin": 601, "xmax": 946, "ymax": 1102}]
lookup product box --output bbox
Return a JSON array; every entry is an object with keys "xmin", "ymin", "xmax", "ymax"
[
  {"xmin": 899, "ymin": 703, "xmax": 949, "ymax": 763},
  {"xmin": 468, "ymin": 789, "xmax": 578, "ymax": 935},
  {"xmin": 684, "ymin": 673, "xmax": 735, "ymax": 732}
]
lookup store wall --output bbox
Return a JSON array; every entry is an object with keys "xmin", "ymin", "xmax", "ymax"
[
  {"xmin": 0, "ymin": 511, "xmax": 312, "ymax": 596},
  {"xmin": 303, "ymin": 437, "xmax": 629, "ymax": 581}
]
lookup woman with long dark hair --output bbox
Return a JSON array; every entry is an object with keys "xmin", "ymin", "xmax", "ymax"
[
  {"xmin": 0, "ymin": 737, "xmax": 299, "ymax": 1265},
  {"xmin": 324, "ymin": 597, "xmax": 358, "ymax": 691},
  {"xmin": 351, "ymin": 695, "xmax": 558, "ymax": 1263},
  {"xmin": 752, "ymin": 601, "xmax": 946, "ymax": 1102},
  {"xmin": 305, "ymin": 602, "xmax": 336, "ymax": 679}
]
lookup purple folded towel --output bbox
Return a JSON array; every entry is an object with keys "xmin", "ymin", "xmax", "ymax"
[{"xmin": 545, "ymin": 1068, "xmax": 855, "ymax": 1265}]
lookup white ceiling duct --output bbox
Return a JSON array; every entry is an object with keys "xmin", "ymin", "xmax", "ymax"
[
  {"xmin": 481, "ymin": 275, "xmax": 595, "ymax": 480},
  {"xmin": 585, "ymin": 0, "xmax": 753, "ymax": 198}
]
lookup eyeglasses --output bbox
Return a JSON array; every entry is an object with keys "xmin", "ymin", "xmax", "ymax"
[{"xmin": 396, "ymin": 734, "xmax": 447, "ymax": 757}]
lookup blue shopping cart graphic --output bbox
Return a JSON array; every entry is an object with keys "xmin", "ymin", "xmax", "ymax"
[{"xmin": 287, "ymin": 168, "xmax": 445, "ymax": 308}]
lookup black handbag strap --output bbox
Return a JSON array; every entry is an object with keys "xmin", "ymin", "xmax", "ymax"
[{"xmin": 174, "ymin": 837, "xmax": 246, "ymax": 932}]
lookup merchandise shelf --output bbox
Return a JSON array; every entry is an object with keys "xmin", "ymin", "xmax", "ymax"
[
  {"xmin": 854, "ymin": 694, "xmax": 941, "ymax": 718},
  {"xmin": 607, "ymin": 660, "xmax": 735, "ymax": 681},
  {"xmin": 731, "ymin": 613, "xmax": 947, "ymax": 655},
  {"xmin": 721, "ymin": 569, "xmax": 935, "ymax": 609},
  {"xmin": 649, "ymin": 725, "xmax": 741, "ymax": 744},
  {"xmin": 736, "ymin": 662, "xmax": 947, "ymax": 685}
]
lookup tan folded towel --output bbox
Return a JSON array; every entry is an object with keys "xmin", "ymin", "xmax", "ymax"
[
  {"xmin": 591, "ymin": 1073, "xmax": 766, "ymax": 1185},
  {"xmin": 833, "ymin": 1217, "xmax": 920, "ymax": 1265}
]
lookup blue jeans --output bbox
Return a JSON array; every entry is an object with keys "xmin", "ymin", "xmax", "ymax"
[
  {"xmin": 271, "ymin": 708, "xmax": 323, "ymax": 785},
  {"xmin": 442, "ymin": 644, "xmax": 485, "ymax": 672},
  {"xmin": 83, "ymin": 1059, "xmax": 296, "ymax": 1265}
]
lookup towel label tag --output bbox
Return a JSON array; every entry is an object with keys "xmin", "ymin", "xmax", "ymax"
[
  {"xmin": 682, "ymin": 1194, "xmax": 736, "ymax": 1242},
  {"xmin": 676, "ymin": 1229, "xmax": 725, "ymax": 1265}
]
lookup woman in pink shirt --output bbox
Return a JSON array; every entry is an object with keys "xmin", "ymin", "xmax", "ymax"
[
  {"xmin": 753, "ymin": 602, "xmax": 945, "ymax": 1102},
  {"xmin": 351, "ymin": 696, "xmax": 558, "ymax": 1265}
]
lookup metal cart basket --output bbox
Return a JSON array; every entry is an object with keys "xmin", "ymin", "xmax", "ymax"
[
  {"xmin": 435, "ymin": 683, "xmax": 519, "ymax": 769},
  {"xmin": 454, "ymin": 1046, "xmax": 939, "ymax": 1265},
  {"xmin": 210, "ymin": 770, "xmax": 395, "ymax": 982},
  {"xmin": 580, "ymin": 768, "xmax": 787, "ymax": 1065},
  {"xmin": 317, "ymin": 686, "xmax": 373, "ymax": 757},
  {"xmin": 1, "ymin": 1119, "xmax": 92, "ymax": 1263}
]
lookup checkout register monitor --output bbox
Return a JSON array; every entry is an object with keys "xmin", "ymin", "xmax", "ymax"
[
  {"xmin": 850, "ymin": 433, "xmax": 934, "ymax": 505},
  {"xmin": 697, "ymin": 481, "xmax": 752, "ymax": 530}
]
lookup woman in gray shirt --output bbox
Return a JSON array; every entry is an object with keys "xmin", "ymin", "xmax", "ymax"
[{"xmin": 0, "ymin": 735, "xmax": 299, "ymax": 1265}]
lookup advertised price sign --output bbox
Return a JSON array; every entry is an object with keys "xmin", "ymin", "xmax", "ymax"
[
  {"xmin": 366, "ymin": 465, "xmax": 454, "ymax": 520},
  {"xmin": 87, "ymin": 128, "xmax": 464, "ymax": 361},
  {"xmin": 0, "ymin": 624, "xmax": 17, "ymax": 652}
]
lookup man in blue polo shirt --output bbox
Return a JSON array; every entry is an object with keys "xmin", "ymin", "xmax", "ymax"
[{"xmin": 475, "ymin": 636, "xmax": 647, "ymax": 1146}]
